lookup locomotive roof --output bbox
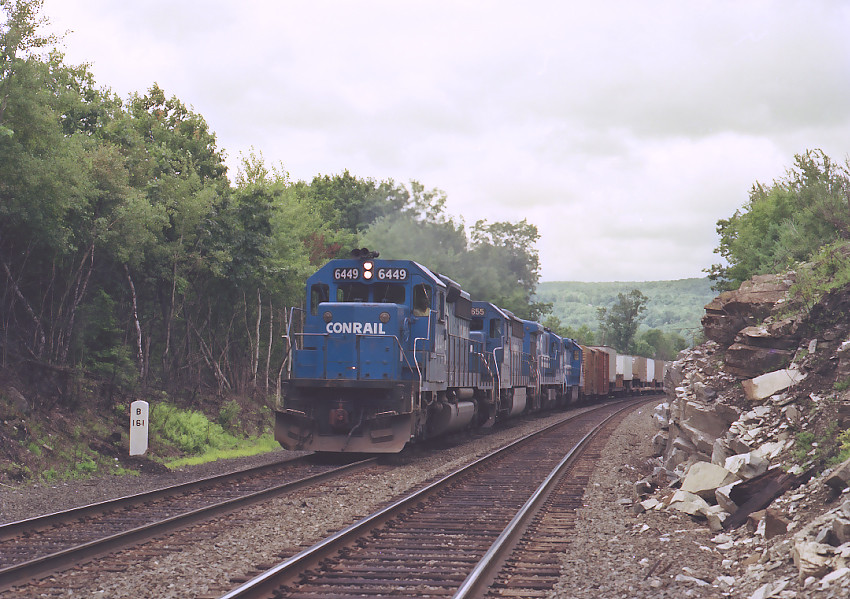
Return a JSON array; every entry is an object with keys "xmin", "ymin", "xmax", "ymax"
[
  {"xmin": 311, "ymin": 257, "xmax": 449, "ymax": 290},
  {"xmin": 471, "ymin": 300, "xmax": 520, "ymax": 323}
]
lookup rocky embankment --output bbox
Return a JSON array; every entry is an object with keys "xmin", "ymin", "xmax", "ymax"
[{"xmin": 634, "ymin": 273, "xmax": 850, "ymax": 597}]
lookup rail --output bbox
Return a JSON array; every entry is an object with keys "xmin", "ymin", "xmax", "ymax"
[
  {"xmin": 452, "ymin": 400, "xmax": 638, "ymax": 598},
  {"xmin": 217, "ymin": 401, "xmax": 637, "ymax": 599},
  {"xmin": 0, "ymin": 457, "xmax": 377, "ymax": 590}
]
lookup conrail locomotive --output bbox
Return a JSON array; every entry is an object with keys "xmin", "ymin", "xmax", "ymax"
[{"xmin": 275, "ymin": 249, "xmax": 667, "ymax": 453}]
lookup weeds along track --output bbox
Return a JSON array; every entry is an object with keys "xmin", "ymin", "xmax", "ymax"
[
  {"xmin": 0, "ymin": 455, "xmax": 377, "ymax": 591},
  {"xmin": 218, "ymin": 398, "xmax": 650, "ymax": 599}
]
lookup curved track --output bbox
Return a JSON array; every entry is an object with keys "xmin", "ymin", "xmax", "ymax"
[{"xmin": 219, "ymin": 398, "xmax": 651, "ymax": 599}]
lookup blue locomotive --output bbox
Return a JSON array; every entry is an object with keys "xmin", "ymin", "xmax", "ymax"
[{"xmin": 275, "ymin": 250, "xmax": 659, "ymax": 453}]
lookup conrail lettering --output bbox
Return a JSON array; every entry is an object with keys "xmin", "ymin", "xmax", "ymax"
[{"xmin": 326, "ymin": 322, "xmax": 386, "ymax": 335}]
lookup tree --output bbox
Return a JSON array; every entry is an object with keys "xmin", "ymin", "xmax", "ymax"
[
  {"xmin": 637, "ymin": 328, "xmax": 688, "ymax": 360},
  {"xmin": 0, "ymin": 0, "xmax": 59, "ymax": 133},
  {"xmin": 596, "ymin": 289, "xmax": 648, "ymax": 352},
  {"xmin": 708, "ymin": 150, "xmax": 850, "ymax": 290}
]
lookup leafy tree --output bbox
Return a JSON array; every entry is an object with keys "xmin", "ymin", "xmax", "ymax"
[
  {"xmin": 637, "ymin": 328, "xmax": 687, "ymax": 360},
  {"xmin": 0, "ymin": 0, "xmax": 59, "ymax": 134},
  {"xmin": 596, "ymin": 289, "xmax": 648, "ymax": 352},
  {"xmin": 541, "ymin": 316, "xmax": 595, "ymax": 345},
  {"xmin": 308, "ymin": 170, "xmax": 408, "ymax": 235},
  {"xmin": 362, "ymin": 185, "xmax": 548, "ymax": 320},
  {"xmin": 708, "ymin": 150, "xmax": 850, "ymax": 290}
]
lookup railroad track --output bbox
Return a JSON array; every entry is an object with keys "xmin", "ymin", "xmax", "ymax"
[
  {"xmin": 218, "ymin": 398, "xmax": 650, "ymax": 599},
  {"xmin": 0, "ymin": 454, "xmax": 377, "ymax": 591}
]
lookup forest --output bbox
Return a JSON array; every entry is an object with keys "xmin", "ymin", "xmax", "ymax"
[
  {"xmin": 537, "ymin": 278, "xmax": 715, "ymax": 352},
  {"xmin": 0, "ymin": 1, "xmax": 552, "ymax": 407},
  {"xmin": 4, "ymin": 1, "xmax": 850, "ymax": 410}
]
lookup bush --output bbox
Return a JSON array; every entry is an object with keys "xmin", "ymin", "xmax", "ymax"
[
  {"xmin": 218, "ymin": 400, "xmax": 241, "ymax": 432},
  {"xmin": 150, "ymin": 403, "xmax": 240, "ymax": 455}
]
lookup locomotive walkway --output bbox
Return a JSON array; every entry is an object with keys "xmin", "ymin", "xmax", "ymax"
[{"xmin": 218, "ymin": 397, "xmax": 650, "ymax": 599}]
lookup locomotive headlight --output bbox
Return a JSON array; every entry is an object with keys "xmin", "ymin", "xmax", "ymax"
[
  {"xmin": 379, "ymin": 312, "xmax": 390, "ymax": 324},
  {"xmin": 323, "ymin": 311, "xmax": 333, "ymax": 323},
  {"xmin": 363, "ymin": 270, "xmax": 373, "ymax": 280},
  {"xmin": 363, "ymin": 260, "xmax": 374, "ymax": 279}
]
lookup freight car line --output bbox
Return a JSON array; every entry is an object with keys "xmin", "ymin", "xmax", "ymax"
[
  {"xmin": 0, "ymin": 455, "xmax": 377, "ymax": 591},
  {"xmin": 217, "ymin": 398, "xmax": 646, "ymax": 599},
  {"xmin": 276, "ymin": 249, "xmax": 668, "ymax": 455}
]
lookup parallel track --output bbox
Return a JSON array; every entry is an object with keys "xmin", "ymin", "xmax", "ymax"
[
  {"xmin": 219, "ymin": 398, "xmax": 651, "ymax": 599},
  {"xmin": 0, "ymin": 455, "xmax": 376, "ymax": 590}
]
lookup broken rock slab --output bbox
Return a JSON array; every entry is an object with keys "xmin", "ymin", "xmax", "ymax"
[
  {"xmin": 742, "ymin": 367, "xmax": 806, "ymax": 403},
  {"xmin": 825, "ymin": 457, "xmax": 850, "ymax": 492},
  {"xmin": 681, "ymin": 461, "xmax": 738, "ymax": 500},
  {"xmin": 725, "ymin": 451, "xmax": 770, "ymax": 480},
  {"xmin": 716, "ymin": 481, "xmax": 741, "ymax": 514},
  {"xmin": 701, "ymin": 273, "xmax": 792, "ymax": 346},
  {"xmin": 667, "ymin": 489, "xmax": 711, "ymax": 517}
]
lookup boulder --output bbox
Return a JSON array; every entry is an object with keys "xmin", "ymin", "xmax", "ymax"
[
  {"xmin": 751, "ymin": 508, "xmax": 791, "ymax": 540},
  {"xmin": 793, "ymin": 540, "xmax": 835, "ymax": 579},
  {"xmin": 652, "ymin": 402, "xmax": 669, "ymax": 429},
  {"xmin": 742, "ymin": 367, "xmax": 806, "ymax": 403},
  {"xmin": 711, "ymin": 438, "xmax": 730, "ymax": 467},
  {"xmin": 667, "ymin": 490, "xmax": 711, "ymax": 517},
  {"xmin": 702, "ymin": 505, "xmax": 730, "ymax": 532},
  {"xmin": 682, "ymin": 401, "xmax": 736, "ymax": 438},
  {"xmin": 651, "ymin": 431, "xmax": 668, "ymax": 457},
  {"xmin": 702, "ymin": 274, "xmax": 792, "ymax": 346},
  {"xmin": 825, "ymin": 457, "xmax": 850, "ymax": 492},
  {"xmin": 716, "ymin": 481, "xmax": 741, "ymax": 514},
  {"xmin": 681, "ymin": 461, "xmax": 738, "ymax": 500},
  {"xmin": 7, "ymin": 386, "xmax": 30, "ymax": 414},
  {"xmin": 725, "ymin": 452, "xmax": 770, "ymax": 480}
]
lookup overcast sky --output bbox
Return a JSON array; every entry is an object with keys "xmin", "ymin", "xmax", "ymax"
[{"xmin": 39, "ymin": 0, "xmax": 850, "ymax": 282}]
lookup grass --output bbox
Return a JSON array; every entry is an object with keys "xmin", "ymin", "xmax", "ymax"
[
  {"xmin": 784, "ymin": 241, "xmax": 850, "ymax": 316},
  {"xmin": 164, "ymin": 433, "xmax": 280, "ymax": 469}
]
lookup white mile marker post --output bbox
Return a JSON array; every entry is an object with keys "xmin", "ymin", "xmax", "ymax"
[{"xmin": 129, "ymin": 399, "xmax": 149, "ymax": 456}]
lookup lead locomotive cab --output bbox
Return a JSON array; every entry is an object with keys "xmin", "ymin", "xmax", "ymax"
[{"xmin": 275, "ymin": 249, "xmax": 476, "ymax": 453}]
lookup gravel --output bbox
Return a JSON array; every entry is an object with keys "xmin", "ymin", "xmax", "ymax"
[{"xmin": 1, "ymin": 400, "xmax": 778, "ymax": 598}]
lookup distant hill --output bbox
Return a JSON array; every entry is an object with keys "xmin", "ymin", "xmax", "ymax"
[{"xmin": 536, "ymin": 278, "xmax": 716, "ymax": 344}]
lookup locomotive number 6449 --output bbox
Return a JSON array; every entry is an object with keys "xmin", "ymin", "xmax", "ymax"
[
  {"xmin": 333, "ymin": 268, "xmax": 360, "ymax": 280},
  {"xmin": 377, "ymin": 268, "xmax": 407, "ymax": 280}
]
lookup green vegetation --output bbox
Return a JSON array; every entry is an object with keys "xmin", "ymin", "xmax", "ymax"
[
  {"xmin": 596, "ymin": 290, "xmax": 649, "ymax": 354},
  {"xmin": 836, "ymin": 429, "xmax": 850, "ymax": 465},
  {"xmin": 793, "ymin": 430, "xmax": 817, "ymax": 465},
  {"xmin": 165, "ymin": 434, "xmax": 280, "ymax": 469},
  {"xmin": 0, "ymin": 0, "xmax": 548, "ymax": 406},
  {"xmin": 149, "ymin": 402, "xmax": 278, "ymax": 469},
  {"xmin": 1, "ymin": 1, "xmax": 552, "ymax": 481},
  {"xmin": 786, "ymin": 241, "xmax": 850, "ymax": 315},
  {"xmin": 150, "ymin": 403, "xmax": 243, "ymax": 455},
  {"xmin": 537, "ymin": 278, "xmax": 708, "ymax": 358},
  {"xmin": 707, "ymin": 150, "xmax": 850, "ymax": 291}
]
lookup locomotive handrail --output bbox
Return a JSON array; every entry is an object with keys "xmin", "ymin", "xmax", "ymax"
[
  {"xmin": 283, "ymin": 307, "xmax": 307, "ymax": 376},
  {"xmin": 492, "ymin": 346, "xmax": 504, "ymax": 392},
  {"xmin": 412, "ymin": 308, "xmax": 433, "ymax": 407},
  {"xmin": 286, "ymin": 331, "xmax": 419, "ymax": 378}
]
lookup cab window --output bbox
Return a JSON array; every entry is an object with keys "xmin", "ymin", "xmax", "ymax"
[
  {"xmin": 489, "ymin": 319, "xmax": 502, "ymax": 338},
  {"xmin": 412, "ymin": 284, "xmax": 431, "ymax": 317},
  {"xmin": 337, "ymin": 283, "xmax": 369, "ymax": 302},
  {"xmin": 374, "ymin": 283, "xmax": 405, "ymax": 304},
  {"xmin": 310, "ymin": 284, "xmax": 329, "ymax": 315}
]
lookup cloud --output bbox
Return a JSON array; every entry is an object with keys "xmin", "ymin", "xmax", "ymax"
[{"xmin": 40, "ymin": 0, "xmax": 850, "ymax": 282}]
